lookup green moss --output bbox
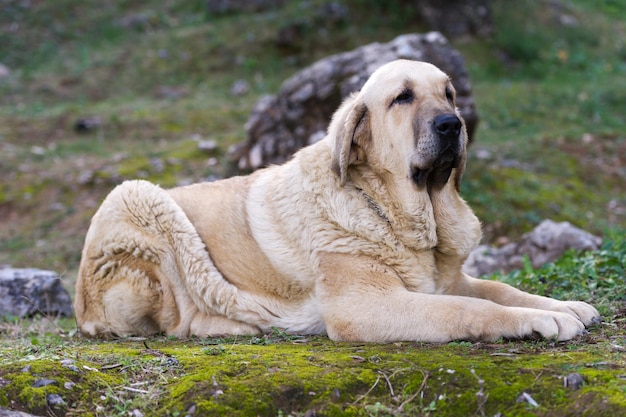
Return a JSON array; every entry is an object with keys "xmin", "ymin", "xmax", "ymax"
[
  {"xmin": 2, "ymin": 336, "xmax": 626, "ymax": 416},
  {"xmin": 0, "ymin": 356, "xmax": 124, "ymax": 415}
]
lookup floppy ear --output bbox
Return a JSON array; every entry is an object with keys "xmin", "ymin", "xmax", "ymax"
[{"xmin": 329, "ymin": 93, "xmax": 370, "ymax": 186}]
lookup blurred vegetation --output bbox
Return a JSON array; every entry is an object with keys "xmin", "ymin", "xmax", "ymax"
[{"xmin": 0, "ymin": 0, "xmax": 625, "ymax": 271}]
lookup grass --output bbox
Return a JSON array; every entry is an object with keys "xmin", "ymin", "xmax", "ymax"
[{"xmin": 0, "ymin": 0, "xmax": 625, "ymax": 415}]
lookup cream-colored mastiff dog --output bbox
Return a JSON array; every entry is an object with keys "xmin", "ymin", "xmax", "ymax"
[{"xmin": 75, "ymin": 60, "xmax": 599, "ymax": 342}]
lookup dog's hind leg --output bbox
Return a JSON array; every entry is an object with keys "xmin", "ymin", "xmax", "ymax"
[
  {"xmin": 75, "ymin": 180, "xmax": 260, "ymax": 338},
  {"xmin": 75, "ymin": 229, "xmax": 180, "ymax": 337}
]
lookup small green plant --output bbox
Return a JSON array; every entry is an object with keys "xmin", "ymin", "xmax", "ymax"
[
  {"xmin": 448, "ymin": 341, "xmax": 473, "ymax": 347},
  {"xmin": 202, "ymin": 345, "xmax": 227, "ymax": 356},
  {"xmin": 365, "ymin": 401, "xmax": 393, "ymax": 417}
]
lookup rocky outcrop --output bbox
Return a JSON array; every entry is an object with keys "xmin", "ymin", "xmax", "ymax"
[
  {"xmin": 463, "ymin": 220, "xmax": 603, "ymax": 277},
  {"xmin": 233, "ymin": 32, "xmax": 478, "ymax": 171},
  {"xmin": 414, "ymin": 0, "xmax": 493, "ymax": 38},
  {"xmin": 0, "ymin": 407, "xmax": 43, "ymax": 417},
  {"xmin": 206, "ymin": 0, "xmax": 285, "ymax": 14},
  {"xmin": 0, "ymin": 267, "xmax": 73, "ymax": 317}
]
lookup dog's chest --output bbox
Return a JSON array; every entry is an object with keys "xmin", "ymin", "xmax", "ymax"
[{"xmin": 390, "ymin": 248, "xmax": 439, "ymax": 294}]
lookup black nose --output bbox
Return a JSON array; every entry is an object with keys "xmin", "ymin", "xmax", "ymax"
[{"xmin": 434, "ymin": 114, "xmax": 462, "ymax": 140}]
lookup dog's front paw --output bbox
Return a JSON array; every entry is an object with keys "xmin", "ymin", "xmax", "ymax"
[
  {"xmin": 528, "ymin": 310, "xmax": 586, "ymax": 341},
  {"xmin": 548, "ymin": 300, "xmax": 601, "ymax": 326}
]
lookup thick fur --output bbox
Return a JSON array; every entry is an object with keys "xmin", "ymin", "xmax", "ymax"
[{"xmin": 74, "ymin": 60, "xmax": 599, "ymax": 342}]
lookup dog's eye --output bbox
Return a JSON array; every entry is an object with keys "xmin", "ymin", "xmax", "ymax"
[
  {"xmin": 445, "ymin": 87, "xmax": 454, "ymax": 103},
  {"xmin": 392, "ymin": 89, "xmax": 414, "ymax": 105}
]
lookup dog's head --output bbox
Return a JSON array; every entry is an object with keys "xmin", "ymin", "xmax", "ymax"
[{"xmin": 330, "ymin": 60, "xmax": 468, "ymax": 193}]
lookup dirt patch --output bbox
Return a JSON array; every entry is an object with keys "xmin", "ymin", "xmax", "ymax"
[
  {"xmin": 555, "ymin": 133, "xmax": 626, "ymax": 226},
  {"xmin": 556, "ymin": 133, "xmax": 626, "ymax": 182}
]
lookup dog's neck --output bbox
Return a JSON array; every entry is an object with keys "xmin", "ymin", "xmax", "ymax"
[{"xmin": 350, "ymin": 170, "xmax": 438, "ymax": 250}]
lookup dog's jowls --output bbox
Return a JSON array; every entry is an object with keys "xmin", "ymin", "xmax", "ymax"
[{"xmin": 74, "ymin": 60, "xmax": 600, "ymax": 342}]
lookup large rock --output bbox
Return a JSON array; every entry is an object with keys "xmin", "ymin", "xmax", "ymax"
[
  {"xmin": 0, "ymin": 267, "xmax": 73, "ymax": 317},
  {"xmin": 463, "ymin": 220, "xmax": 603, "ymax": 277},
  {"xmin": 234, "ymin": 32, "xmax": 478, "ymax": 171},
  {"xmin": 414, "ymin": 0, "xmax": 493, "ymax": 38},
  {"xmin": 0, "ymin": 407, "xmax": 43, "ymax": 417},
  {"xmin": 206, "ymin": 0, "xmax": 285, "ymax": 14}
]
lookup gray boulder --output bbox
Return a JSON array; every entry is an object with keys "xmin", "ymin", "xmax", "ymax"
[
  {"xmin": 0, "ymin": 407, "xmax": 43, "ymax": 417},
  {"xmin": 0, "ymin": 267, "xmax": 73, "ymax": 317},
  {"xmin": 463, "ymin": 220, "xmax": 603, "ymax": 277},
  {"xmin": 233, "ymin": 32, "xmax": 478, "ymax": 171},
  {"xmin": 414, "ymin": 0, "xmax": 493, "ymax": 38},
  {"xmin": 206, "ymin": 0, "xmax": 285, "ymax": 14}
]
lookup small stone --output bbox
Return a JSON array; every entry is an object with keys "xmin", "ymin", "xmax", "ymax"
[
  {"xmin": 74, "ymin": 117, "xmax": 102, "ymax": 133},
  {"xmin": 78, "ymin": 169, "xmax": 95, "ymax": 185},
  {"xmin": 33, "ymin": 378, "xmax": 58, "ymax": 388},
  {"xmin": 46, "ymin": 393, "xmax": 65, "ymax": 406},
  {"xmin": 186, "ymin": 403, "xmax": 197, "ymax": 415},
  {"xmin": 197, "ymin": 139, "xmax": 219, "ymax": 154},
  {"xmin": 150, "ymin": 157, "xmax": 165, "ymax": 173},
  {"xmin": 130, "ymin": 409, "xmax": 144, "ymax": 417},
  {"xmin": 474, "ymin": 148, "xmax": 492, "ymax": 160},
  {"xmin": 64, "ymin": 364, "xmax": 82, "ymax": 373},
  {"xmin": 231, "ymin": 79, "xmax": 250, "ymax": 96},
  {"xmin": 0, "ymin": 63, "xmax": 10, "ymax": 78},
  {"xmin": 48, "ymin": 202, "xmax": 66, "ymax": 212},
  {"xmin": 163, "ymin": 357, "xmax": 180, "ymax": 367},
  {"xmin": 30, "ymin": 146, "xmax": 46, "ymax": 155},
  {"xmin": 559, "ymin": 14, "xmax": 578, "ymax": 26},
  {"xmin": 564, "ymin": 373, "xmax": 584, "ymax": 390}
]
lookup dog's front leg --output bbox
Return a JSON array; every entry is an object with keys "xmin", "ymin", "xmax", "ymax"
[
  {"xmin": 428, "ymin": 183, "xmax": 601, "ymax": 333},
  {"xmin": 315, "ymin": 252, "xmax": 587, "ymax": 343},
  {"xmin": 445, "ymin": 273, "xmax": 601, "ymax": 327}
]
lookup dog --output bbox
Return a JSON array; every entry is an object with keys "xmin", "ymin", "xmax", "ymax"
[{"xmin": 74, "ymin": 60, "xmax": 600, "ymax": 342}]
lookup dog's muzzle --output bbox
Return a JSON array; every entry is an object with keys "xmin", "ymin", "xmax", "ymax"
[{"xmin": 411, "ymin": 114, "xmax": 463, "ymax": 190}]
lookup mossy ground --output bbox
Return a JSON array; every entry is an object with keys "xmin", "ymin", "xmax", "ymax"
[{"xmin": 2, "ymin": 326, "xmax": 626, "ymax": 417}]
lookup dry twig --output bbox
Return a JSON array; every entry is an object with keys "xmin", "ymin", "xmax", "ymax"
[{"xmin": 396, "ymin": 370, "xmax": 430, "ymax": 413}]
